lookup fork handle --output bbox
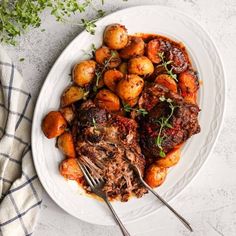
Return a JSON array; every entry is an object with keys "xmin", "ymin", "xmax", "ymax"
[
  {"xmin": 104, "ymin": 199, "xmax": 131, "ymax": 236},
  {"xmin": 141, "ymin": 180, "xmax": 193, "ymax": 232}
]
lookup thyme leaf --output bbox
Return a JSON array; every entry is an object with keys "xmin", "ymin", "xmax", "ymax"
[
  {"xmin": 123, "ymin": 104, "xmax": 148, "ymax": 117},
  {"xmin": 158, "ymin": 52, "xmax": 178, "ymax": 82},
  {"xmin": 155, "ymin": 96, "xmax": 178, "ymax": 157}
]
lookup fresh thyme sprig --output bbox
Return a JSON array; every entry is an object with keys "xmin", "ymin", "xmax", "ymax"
[
  {"xmin": 92, "ymin": 118, "xmax": 98, "ymax": 130},
  {"xmin": 123, "ymin": 104, "xmax": 148, "ymax": 117},
  {"xmin": 0, "ymin": 0, "xmax": 107, "ymax": 45},
  {"xmin": 82, "ymin": 43, "xmax": 97, "ymax": 57},
  {"xmin": 158, "ymin": 52, "xmax": 178, "ymax": 82},
  {"xmin": 155, "ymin": 96, "xmax": 178, "ymax": 157},
  {"xmin": 93, "ymin": 50, "xmax": 116, "ymax": 92}
]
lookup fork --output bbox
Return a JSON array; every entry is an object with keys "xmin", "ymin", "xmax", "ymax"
[
  {"xmin": 130, "ymin": 164, "xmax": 193, "ymax": 232},
  {"xmin": 77, "ymin": 160, "xmax": 131, "ymax": 236}
]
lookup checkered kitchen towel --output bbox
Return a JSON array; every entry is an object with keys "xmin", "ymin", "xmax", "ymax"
[{"xmin": 0, "ymin": 46, "xmax": 42, "ymax": 236}]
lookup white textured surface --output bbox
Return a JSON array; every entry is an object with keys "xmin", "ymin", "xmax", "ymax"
[{"xmin": 3, "ymin": 0, "xmax": 236, "ymax": 235}]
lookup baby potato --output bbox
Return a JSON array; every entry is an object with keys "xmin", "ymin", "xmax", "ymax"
[
  {"xmin": 95, "ymin": 89, "xmax": 120, "ymax": 111},
  {"xmin": 178, "ymin": 70, "xmax": 199, "ymax": 95},
  {"xmin": 128, "ymin": 56, "xmax": 154, "ymax": 76},
  {"xmin": 42, "ymin": 111, "xmax": 67, "ymax": 139},
  {"xmin": 144, "ymin": 164, "xmax": 167, "ymax": 188},
  {"xmin": 155, "ymin": 148, "xmax": 181, "ymax": 168},
  {"xmin": 61, "ymin": 86, "xmax": 84, "ymax": 107},
  {"xmin": 57, "ymin": 132, "xmax": 76, "ymax": 157},
  {"xmin": 59, "ymin": 158, "xmax": 83, "ymax": 180},
  {"xmin": 73, "ymin": 60, "xmax": 96, "ymax": 87},
  {"xmin": 103, "ymin": 69, "xmax": 123, "ymax": 91},
  {"xmin": 119, "ymin": 37, "xmax": 145, "ymax": 59},
  {"xmin": 103, "ymin": 24, "xmax": 128, "ymax": 50},
  {"xmin": 95, "ymin": 46, "xmax": 121, "ymax": 68},
  {"xmin": 155, "ymin": 74, "xmax": 178, "ymax": 93},
  {"xmin": 116, "ymin": 74, "xmax": 144, "ymax": 101},
  {"xmin": 60, "ymin": 106, "xmax": 75, "ymax": 123},
  {"xmin": 123, "ymin": 97, "xmax": 138, "ymax": 108},
  {"xmin": 118, "ymin": 62, "xmax": 128, "ymax": 74}
]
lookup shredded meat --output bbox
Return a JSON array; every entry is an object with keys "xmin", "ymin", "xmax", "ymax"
[{"xmin": 74, "ymin": 100, "xmax": 147, "ymax": 201}]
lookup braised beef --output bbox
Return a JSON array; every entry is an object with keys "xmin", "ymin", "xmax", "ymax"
[
  {"xmin": 75, "ymin": 100, "xmax": 147, "ymax": 201},
  {"xmin": 139, "ymin": 84, "xmax": 200, "ymax": 162}
]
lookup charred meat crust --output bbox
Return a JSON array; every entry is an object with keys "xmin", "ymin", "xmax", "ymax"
[{"xmin": 139, "ymin": 83, "xmax": 200, "ymax": 162}]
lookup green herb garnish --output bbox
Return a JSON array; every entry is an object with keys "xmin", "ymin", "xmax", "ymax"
[
  {"xmin": 123, "ymin": 104, "xmax": 148, "ymax": 117},
  {"xmin": 155, "ymin": 96, "xmax": 178, "ymax": 157},
  {"xmin": 0, "ymin": 0, "xmax": 107, "ymax": 45},
  {"xmin": 157, "ymin": 52, "xmax": 178, "ymax": 82},
  {"xmin": 93, "ymin": 50, "xmax": 116, "ymax": 92}
]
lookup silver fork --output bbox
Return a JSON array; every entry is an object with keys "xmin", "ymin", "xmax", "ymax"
[
  {"xmin": 77, "ymin": 160, "xmax": 130, "ymax": 236},
  {"xmin": 130, "ymin": 164, "xmax": 193, "ymax": 232}
]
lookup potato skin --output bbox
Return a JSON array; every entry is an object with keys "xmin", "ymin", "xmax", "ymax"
[
  {"xmin": 144, "ymin": 165, "xmax": 167, "ymax": 188},
  {"xmin": 155, "ymin": 148, "xmax": 181, "ymax": 168},
  {"xmin": 103, "ymin": 24, "xmax": 128, "ymax": 50},
  {"xmin": 118, "ymin": 62, "xmax": 128, "ymax": 74},
  {"xmin": 95, "ymin": 46, "xmax": 121, "ymax": 68},
  {"xmin": 184, "ymin": 92, "xmax": 197, "ymax": 104},
  {"xmin": 57, "ymin": 132, "xmax": 76, "ymax": 157},
  {"xmin": 59, "ymin": 158, "xmax": 83, "ymax": 180},
  {"xmin": 155, "ymin": 74, "xmax": 177, "ymax": 93},
  {"xmin": 116, "ymin": 74, "xmax": 144, "ymax": 101},
  {"xmin": 123, "ymin": 97, "xmax": 138, "ymax": 108},
  {"xmin": 119, "ymin": 37, "xmax": 145, "ymax": 59},
  {"xmin": 61, "ymin": 86, "xmax": 84, "ymax": 107},
  {"xmin": 73, "ymin": 60, "xmax": 96, "ymax": 87},
  {"xmin": 103, "ymin": 69, "xmax": 123, "ymax": 91},
  {"xmin": 146, "ymin": 39, "xmax": 162, "ymax": 63},
  {"xmin": 60, "ymin": 107, "xmax": 75, "ymax": 123},
  {"xmin": 128, "ymin": 56, "xmax": 154, "ymax": 76},
  {"xmin": 178, "ymin": 70, "xmax": 199, "ymax": 95},
  {"xmin": 42, "ymin": 111, "xmax": 67, "ymax": 139},
  {"xmin": 95, "ymin": 89, "xmax": 120, "ymax": 111}
]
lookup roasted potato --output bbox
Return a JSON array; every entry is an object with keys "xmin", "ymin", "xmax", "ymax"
[
  {"xmin": 119, "ymin": 37, "xmax": 145, "ymax": 59},
  {"xmin": 103, "ymin": 69, "xmax": 123, "ymax": 91},
  {"xmin": 95, "ymin": 46, "xmax": 121, "ymax": 68},
  {"xmin": 184, "ymin": 92, "xmax": 197, "ymax": 104},
  {"xmin": 155, "ymin": 74, "xmax": 177, "ymax": 93},
  {"xmin": 57, "ymin": 132, "xmax": 76, "ymax": 157},
  {"xmin": 60, "ymin": 106, "xmax": 75, "ymax": 123},
  {"xmin": 95, "ymin": 89, "xmax": 120, "ymax": 111},
  {"xmin": 128, "ymin": 56, "xmax": 154, "ymax": 76},
  {"xmin": 116, "ymin": 74, "xmax": 144, "ymax": 101},
  {"xmin": 155, "ymin": 148, "xmax": 181, "ymax": 168},
  {"xmin": 73, "ymin": 60, "xmax": 96, "ymax": 87},
  {"xmin": 61, "ymin": 86, "xmax": 84, "ymax": 107},
  {"xmin": 178, "ymin": 70, "xmax": 199, "ymax": 95},
  {"xmin": 59, "ymin": 158, "xmax": 83, "ymax": 180},
  {"xmin": 118, "ymin": 62, "xmax": 128, "ymax": 74},
  {"xmin": 144, "ymin": 165, "xmax": 167, "ymax": 188},
  {"xmin": 103, "ymin": 24, "xmax": 128, "ymax": 50},
  {"xmin": 123, "ymin": 97, "xmax": 138, "ymax": 108},
  {"xmin": 42, "ymin": 111, "xmax": 67, "ymax": 139}
]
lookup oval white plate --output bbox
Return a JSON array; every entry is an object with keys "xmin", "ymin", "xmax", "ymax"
[{"xmin": 32, "ymin": 5, "xmax": 225, "ymax": 225}]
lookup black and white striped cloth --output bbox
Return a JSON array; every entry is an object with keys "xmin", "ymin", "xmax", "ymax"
[{"xmin": 0, "ymin": 46, "xmax": 42, "ymax": 236}]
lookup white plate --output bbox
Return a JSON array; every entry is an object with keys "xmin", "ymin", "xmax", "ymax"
[{"xmin": 32, "ymin": 5, "xmax": 225, "ymax": 225}]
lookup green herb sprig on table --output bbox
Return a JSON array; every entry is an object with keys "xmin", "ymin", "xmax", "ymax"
[
  {"xmin": 0, "ymin": 0, "xmax": 106, "ymax": 45},
  {"xmin": 123, "ymin": 104, "xmax": 148, "ymax": 117},
  {"xmin": 157, "ymin": 52, "xmax": 178, "ymax": 82},
  {"xmin": 93, "ymin": 50, "xmax": 116, "ymax": 92},
  {"xmin": 155, "ymin": 96, "xmax": 178, "ymax": 157}
]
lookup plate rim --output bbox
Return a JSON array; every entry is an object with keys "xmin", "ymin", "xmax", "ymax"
[{"xmin": 31, "ymin": 4, "xmax": 226, "ymax": 225}]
